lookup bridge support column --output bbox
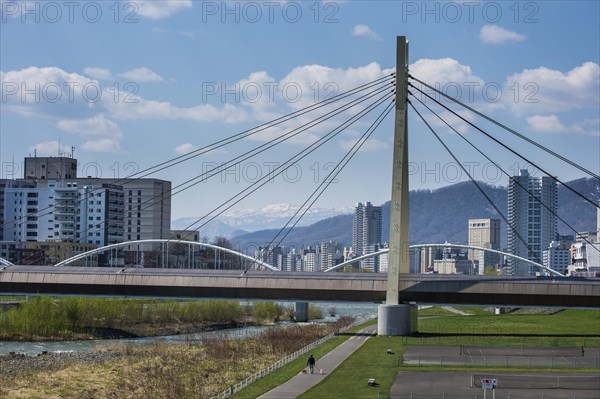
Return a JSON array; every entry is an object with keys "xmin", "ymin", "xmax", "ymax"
[
  {"xmin": 295, "ymin": 302, "xmax": 309, "ymax": 322},
  {"xmin": 377, "ymin": 303, "xmax": 417, "ymax": 336}
]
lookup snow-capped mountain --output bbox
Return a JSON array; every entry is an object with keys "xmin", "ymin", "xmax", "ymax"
[{"xmin": 171, "ymin": 203, "xmax": 353, "ymax": 240}]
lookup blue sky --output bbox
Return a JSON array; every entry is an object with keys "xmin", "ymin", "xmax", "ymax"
[{"xmin": 1, "ymin": 0, "xmax": 599, "ymax": 220}]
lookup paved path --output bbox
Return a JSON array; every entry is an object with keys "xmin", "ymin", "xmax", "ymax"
[
  {"xmin": 441, "ymin": 306, "xmax": 471, "ymax": 316},
  {"xmin": 258, "ymin": 325, "xmax": 377, "ymax": 399}
]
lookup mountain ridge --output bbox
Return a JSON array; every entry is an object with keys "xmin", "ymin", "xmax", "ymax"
[{"xmin": 229, "ymin": 178, "xmax": 599, "ymax": 250}]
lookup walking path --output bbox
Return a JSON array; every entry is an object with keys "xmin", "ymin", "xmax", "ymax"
[
  {"xmin": 441, "ymin": 306, "xmax": 472, "ymax": 316},
  {"xmin": 258, "ymin": 325, "xmax": 377, "ymax": 399}
]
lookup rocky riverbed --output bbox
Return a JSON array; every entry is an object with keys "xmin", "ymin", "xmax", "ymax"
[{"xmin": 1, "ymin": 349, "xmax": 125, "ymax": 377}]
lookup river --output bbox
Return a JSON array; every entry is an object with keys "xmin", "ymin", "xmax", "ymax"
[{"xmin": 0, "ymin": 301, "xmax": 378, "ymax": 355}]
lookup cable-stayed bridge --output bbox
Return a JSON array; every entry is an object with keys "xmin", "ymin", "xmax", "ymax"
[{"xmin": 1, "ymin": 37, "xmax": 598, "ymax": 333}]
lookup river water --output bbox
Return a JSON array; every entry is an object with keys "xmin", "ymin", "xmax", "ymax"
[{"xmin": 0, "ymin": 301, "xmax": 378, "ymax": 355}]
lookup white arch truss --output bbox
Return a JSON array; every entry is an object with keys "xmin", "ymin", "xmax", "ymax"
[
  {"xmin": 324, "ymin": 243, "xmax": 565, "ymax": 277},
  {"xmin": 54, "ymin": 239, "xmax": 278, "ymax": 271},
  {"xmin": 0, "ymin": 257, "xmax": 13, "ymax": 266}
]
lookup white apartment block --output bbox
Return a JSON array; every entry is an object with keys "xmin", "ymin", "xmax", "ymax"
[
  {"xmin": 37, "ymin": 178, "xmax": 171, "ymax": 243},
  {"xmin": 543, "ymin": 240, "xmax": 572, "ymax": 275},
  {"xmin": 3, "ymin": 181, "xmax": 124, "ymax": 246}
]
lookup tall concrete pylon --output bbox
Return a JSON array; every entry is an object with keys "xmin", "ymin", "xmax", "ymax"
[{"xmin": 377, "ymin": 36, "xmax": 418, "ymax": 336}]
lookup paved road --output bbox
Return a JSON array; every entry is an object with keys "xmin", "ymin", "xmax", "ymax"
[{"xmin": 258, "ymin": 326, "xmax": 377, "ymax": 399}]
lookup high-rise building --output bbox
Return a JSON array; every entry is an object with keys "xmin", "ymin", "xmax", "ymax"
[
  {"xmin": 507, "ymin": 170, "xmax": 557, "ymax": 275},
  {"xmin": 24, "ymin": 156, "xmax": 77, "ymax": 180},
  {"xmin": 543, "ymin": 239, "xmax": 573, "ymax": 275},
  {"xmin": 302, "ymin": 247, "xmax": 319, "ymax": 272},
  {"xmin": 468, "ymin": 218, "xmax": 501, "ymax": 274},
  {"xmin": 320, "ymin": 241, "xmax": 342, "ymax": 271},
  {"xmin": 3, "ymin": 180, "xmax": 124, "ymax": 246},
  {"xmin": 352, "ymin": 202, "xmax": 382, "ymax": 272},
  {"xmin": 37, "ymin": 177, "xmax": 171, "ymax": 242},
  {"xmin": 0, "ymin": 179, "xmax": 35, "ymax": 240}
]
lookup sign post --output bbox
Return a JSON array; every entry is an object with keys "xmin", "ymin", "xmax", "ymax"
[{"xmin": 481, "ymin": 378, "xmax": 497, "ymax": 399}]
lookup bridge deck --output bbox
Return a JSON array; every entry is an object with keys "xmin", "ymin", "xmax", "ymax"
[{"xmin": 1, "ymin": 266, "xmax": 599, "ymax": 307}]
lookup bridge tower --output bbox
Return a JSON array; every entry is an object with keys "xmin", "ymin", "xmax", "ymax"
[{"xmin": 377, "ymin": 36, "xmax": 418, "ymax": 336}]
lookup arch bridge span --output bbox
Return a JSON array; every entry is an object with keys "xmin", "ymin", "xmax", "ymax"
[
  {"xmin": 54, "ymin": 239, "xmax": 279, "ymax": 272},
  {"xmin": 324, "ymin": 243, "xmax": 565, "ymax": 277}
]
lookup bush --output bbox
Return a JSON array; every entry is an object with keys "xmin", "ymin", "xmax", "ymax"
[
  {"xmin": 308, "ymin": 304, "xmax": 323, "ymax": 320},
  {"xmin": 252, "ymin": 302, "xmax": 285, "ymax": 323}
]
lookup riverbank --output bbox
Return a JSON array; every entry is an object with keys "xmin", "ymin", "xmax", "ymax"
[
  {"xmin": 1, "ymin": 349, "xmax": 124, "ymax": 377},
  {"xmin": 0, "ymin": 318, "xmax": 354, "ymax": 399},
  {"xmin": 0, "ymin": 296, "xmax": 325, "ymax": 341}
]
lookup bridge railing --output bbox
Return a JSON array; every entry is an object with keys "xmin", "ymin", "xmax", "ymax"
[{"xmin": 211, "ymin": 317, "xmax": 374, "ymax": 399}]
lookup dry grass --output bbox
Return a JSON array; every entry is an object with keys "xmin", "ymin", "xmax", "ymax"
[{"xmin": 2, "ymin": 320, "xmax": 353, "ymax": 399}]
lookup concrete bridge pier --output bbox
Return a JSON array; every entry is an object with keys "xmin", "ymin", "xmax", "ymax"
[
  {"xmin": 295, "ymin": 302, "xmax": 309, "ymax": 322},
  {"xmin": 377, "ymin": 303, "xmax": 418, "ymax": 336}
]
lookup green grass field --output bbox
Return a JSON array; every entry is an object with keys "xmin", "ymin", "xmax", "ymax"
[{"xmin": 269, "ymin": 309, "xmax": 600, "ymax": 399}]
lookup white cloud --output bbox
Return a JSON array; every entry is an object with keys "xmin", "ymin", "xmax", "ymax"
[
  {"xmin": 119, "ymin": 67, "xmax": 164, "ymax": 82},
  {"xmin": 0, "ymin": 66, "xmax": 100, "ymax": 118},
  {"xmin": 105, "ymin": 97, "xmax": 247, "ymax": 122},
  {"xmin": 479, "ymin": 25, "xmax": 526, "ymax": 44},
  {"xmin": 174, "ymin": 143, "xmax": 198, "ymax": 154},
  {"xmin": 352, "ymin": 24, "xmax": 379, "ymax": 40},
  {"xmin": 409, "ymin": 58, "xmax": 484, "ymax": 88},
  {"xmin": 527, "ymin": 114, "xmax": 599, "ymax": 136},
  {"xmin": 408, "ymin": 58, "xmax": 495, "ymax": 112},
  {"xmin": 505, "ymin": 62, "xmax": 600, "ymax": 115},
  {"xmin": 83, "ymin": 67, "xmax": 113, "ymax": 80},
  {"xmin": 129, "ymin": 0, "xmax": 193, "ymax": 20},
  {"xmin": 526, "ymin": 115, "xmax": 566, "ymax": 133},
  {"xmin": 56, "ymin": 114, "xmax": 123, "ymax": 153},
  {"xmin": 28, "ymin": 141, "xmax": 71, "ymax": 156},
  {"xmin": 279, "ymin": 62, "xmax": 393, "ymax": 111},
  {"xmin": 57, "ymin": 114, "xmax": 122, "ymax": 138}
]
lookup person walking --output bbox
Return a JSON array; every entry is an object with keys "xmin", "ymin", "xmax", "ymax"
[{"xmin": 307, "ymin": 354, "xmax": 316, "ymax": 374}]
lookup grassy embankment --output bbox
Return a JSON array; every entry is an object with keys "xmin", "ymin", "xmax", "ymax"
[
  {"xmin": 298, "ymin": 308, "xmax": 600, "ymax": 399},
  {"xmin": 0, "ymin": 296, "xmax": 323, "ymax": 340},
  {"xmin": 0, "ymin": 318, "xmax": 352, "ymax": 399},
  {"xmin": 230, "ymin": 319, "xmax": 377, "ymax": 399}
]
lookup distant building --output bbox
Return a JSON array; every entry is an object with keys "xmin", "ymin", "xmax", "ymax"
[
  {"xmin": 320, "ymin": 241, "xmax": 343, "ymax": 271},
  {"xmin": 170, "ymin": 229, "xmax": 200, "ymax": 242},
  {"xmin": 507, "ymin": 169, "xmax": 557, "ymax": 275},
  {"xmin": 352, "ymin": 202, "xmax": 382, "ymax": 272},
  {"xmin": 468, "ymin": 218, "xmax": 501, "ymax": 274},
  {"xmin": 543, "ymin": 239, "xmax": 573, "ymax": 275},
  {"xmin": 24, "ymin": 156, "xmax": 77, "ymax": 180},
  {"xmin": 570, "ymin": 203, "xmax": 600, "ymax": 273},
  {"xmin": 37, "ymin": 177, "xmax": 171, "ymax": 243},
  {"xmin": 0, "ymin": 179, "xmax": 35, "ymax": 240},
  {"xmin": 285, "ymin": 250, "xmax": 301, "ymax": 272},
  {"xmin": 302, "ymin": 250, "xmax": 319, "ymax": 272},
  {"xmin": 352, "ymin": 202, "xmax": 382, "ymax": 257},
  {"xmin": 3, "ymin": 180, "xmax": 124, "ymax": 246},
  {"xmin": 432, "ymin": 258, "xmax": 475, "ymax": 275}
]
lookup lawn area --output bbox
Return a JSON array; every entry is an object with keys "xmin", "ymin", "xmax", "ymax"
[
  {"xmin": 231, "ymin": 319, "xmax": 376, "ymax": 399},
  {"xmin": 409, "ymin": 309, "xmax": 600, "ymax": 347},
  {"xmin": 291, "ymin": 309, "xmax": 600, "ymax": 399},
  {"xmin": 298, "ymin": 336, "xmax": 402, "ymax": 399}
]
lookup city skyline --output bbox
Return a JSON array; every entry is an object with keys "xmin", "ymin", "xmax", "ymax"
[{"xmin": 1, "ymin": 1, "xmax": 598, "ymax": 220}]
